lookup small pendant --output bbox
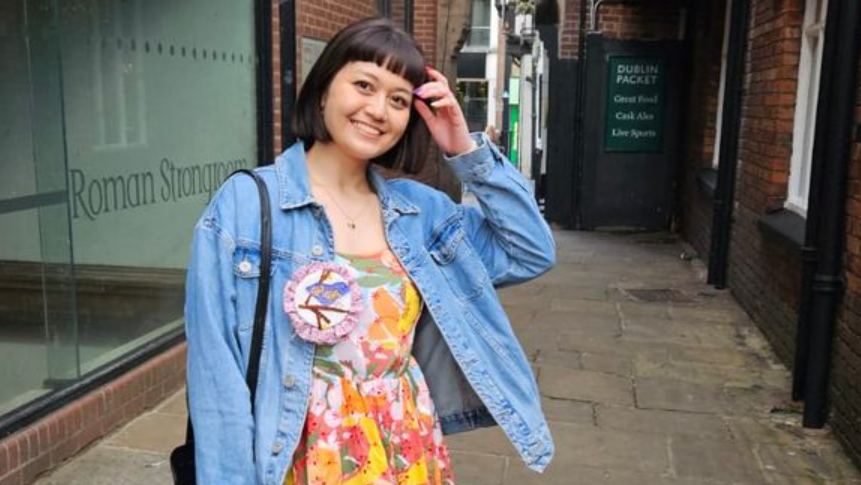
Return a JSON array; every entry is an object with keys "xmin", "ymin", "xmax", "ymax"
[{"xmin": 347, "ymin": 222, "xmax": 356, "ymax": 230}]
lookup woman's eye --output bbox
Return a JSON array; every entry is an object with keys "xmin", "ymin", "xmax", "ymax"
[
  {"xmin": 355, "ymin": 80, "xmax": 373, "ymax": 92},
  {"xmin": 391, "ymin": 96, "xmax": 410, "ymax": 109}
]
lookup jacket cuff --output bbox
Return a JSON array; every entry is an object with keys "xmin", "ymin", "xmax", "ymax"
[{"xmin": 445, "ymin": 133, "xmax": 499, "ymax": 182}]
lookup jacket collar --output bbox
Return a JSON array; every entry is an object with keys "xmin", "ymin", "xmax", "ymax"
[{"xmin": 275, "ymin": 141, "xmax": 420, "ymax": 215}]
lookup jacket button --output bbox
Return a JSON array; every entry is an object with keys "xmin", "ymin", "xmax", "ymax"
[
  {"xmin": 311, "ymin": 245, "xmax": 324, "ymax": 256},
  {"xmin": 283, "ymin": 375, "xmax": 296, "ymax": 388},
  {"xmin": 271, "ymin": 442, "xmax": 284, "ymax": 455},
  {"xmin": 238, "ymin": 260, "xmax": 253, "ymax": 273}
]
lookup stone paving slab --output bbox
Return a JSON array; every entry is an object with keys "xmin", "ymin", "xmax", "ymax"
[
  {"xmin": 36, "ymin": 447, "xmax": 171, "ymax": 485},
  {"xmin": 104, "ymin": 412, "xmax": 187, "ymax": 454},
  {"xmin": 33, "ymin": 230, "xmax": 861, "ymax": 485},
  {"xmin": 670, "ymin": 435, "xmax": 763, "ymax": 483},
  {"xmin": 538, "ymin": 366, "xmax": 634, "ymax": 406},
  {"xmin": 594, "ymin": 405, "xmax": 731, "ymax": 440}
]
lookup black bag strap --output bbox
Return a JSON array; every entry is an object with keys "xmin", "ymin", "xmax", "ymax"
[
  {"xmin": 238, "ymin": 169, "xmax": 272, "ymax": 407},
  {"xmin": 184, "ymin": 169, "xmax": 272, "ymax": 451}
]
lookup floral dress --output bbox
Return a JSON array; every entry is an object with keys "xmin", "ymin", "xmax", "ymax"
[{"xmin": 285, "ymin": 249, "xmax": 455, "ymax": 485}]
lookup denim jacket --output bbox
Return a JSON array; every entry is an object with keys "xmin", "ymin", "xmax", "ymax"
[{"xmin": 185, "ymin": 133, "xmax": 556, "ymax": 485}]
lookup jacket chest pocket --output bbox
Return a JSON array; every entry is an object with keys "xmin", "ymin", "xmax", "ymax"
[
  {"xmin": 233, "ymin": 244, "xmax": 304, "ymax": 332},
  {"xmin": 427, "ymin": 213, "xmax": 488, "ymax": 301}
]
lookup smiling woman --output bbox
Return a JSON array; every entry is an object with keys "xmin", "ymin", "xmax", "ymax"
[{"xmin": 184, "ymin": 16, "xmax": 556, "ymax": 485}]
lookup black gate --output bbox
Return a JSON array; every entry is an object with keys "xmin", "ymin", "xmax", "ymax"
[{"xmin": 577, "ymin": 35, "xmax": 684, "ymax": 230}]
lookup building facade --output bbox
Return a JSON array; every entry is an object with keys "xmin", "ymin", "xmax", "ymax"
[{"xmin": 541, "ymin": 0, "xmax": 861, "ymax": 470}]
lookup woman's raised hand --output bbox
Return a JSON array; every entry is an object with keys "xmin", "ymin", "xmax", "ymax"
[{"xmin": 413, "ymin": 66, "xmax": 477, "ymax": 157}]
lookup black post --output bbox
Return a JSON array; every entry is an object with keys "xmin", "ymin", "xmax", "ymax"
[
  {"xmin": 531, "ymin": 51, "xmax": 539, "ymax": 184},
  {"xmin": 255, "ymin": 0, "xmax": 274, "ymax": 165},
  {"xmin": 801, "ymin": 0, "xmax": 861, "ymax": 428},
  {"xmin": 501, "ymin": 21, "xmax": 513, "ymax": 156},
  {"xmin": 570, "ymin": 0, "xmax": 587, "ymax": 229},
  {"xmin": 707, "ymin": 0, "xmax": 750, "ymax": 288},
  {"xmin": 279, "ymin": 0, "xmax": 298, "ymax": 147},
  {"xmin": 499, "ymin": 53, "xmax": 511, "ymax": 156},
  {"xmin": 404, "ymin": 0, "xmax": 414, "ymax": 33},
  {"xmin": 792, "ymin": 244, "xmax": 818, "ymax": 400}
]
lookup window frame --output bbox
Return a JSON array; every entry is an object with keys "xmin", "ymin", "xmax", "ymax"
[
  {"xmin": 711, "ymin": 0, "xmax": 733, "ymax": 168},
  {"xmin": 786, "ymin": 0, "xmax": 828, "ymax": 216}
]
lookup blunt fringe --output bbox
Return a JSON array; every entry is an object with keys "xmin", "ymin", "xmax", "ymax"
[{"xmin": 292, "ymin": 17, "xmax": 430, "ymax": 174}]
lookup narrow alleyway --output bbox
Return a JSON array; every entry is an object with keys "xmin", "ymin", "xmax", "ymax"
[{"xmin": 33, "ymin": 230, "xmax": 861, "ymax": 485}]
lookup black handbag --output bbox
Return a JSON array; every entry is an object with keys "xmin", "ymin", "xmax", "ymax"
[{"xmin": 170, "ymin": 169, "xmax": 273, "ymax": 485}]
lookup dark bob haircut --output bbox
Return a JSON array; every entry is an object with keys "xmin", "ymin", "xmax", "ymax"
[{"xmin": 292, "ymin": 17, "xmax": 430, "ymax": 174}]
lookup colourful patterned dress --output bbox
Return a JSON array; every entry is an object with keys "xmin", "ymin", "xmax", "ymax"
[{"xmin": 285, "ymin": 249, "xmax": 455, "ymax": 485}]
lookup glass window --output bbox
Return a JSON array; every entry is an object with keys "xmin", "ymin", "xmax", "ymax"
[
  {"xmin": 787, "ymin": 0, "xmax": 828, "ymax": 215},
  {"xmin": 0, "ymin": 0, "xmax": 257, "ymax": 418},
  {"xmin": 377, "ymin": 0, "xmax": 412, "ymax": 33},
  {"xmin": 457, "ymin": 80, "xmax": 489, "ymax": 133},
  {"xmin": 466, "ymin": 0, "xmax": 492, "ymax": 48}
]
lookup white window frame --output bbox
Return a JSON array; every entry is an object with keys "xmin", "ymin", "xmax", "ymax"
[
  {"xmin": 787, "ymin": 0, "xmax": 828, "ymax": 215},
  {"xmin": 712, "ymin": 0, "xmax": 733, "ymax": 167}
]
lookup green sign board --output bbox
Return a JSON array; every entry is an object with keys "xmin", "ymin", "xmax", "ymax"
[{"xmin": 604, "ymin": 56, "xmax": 665, "ymax": 152}]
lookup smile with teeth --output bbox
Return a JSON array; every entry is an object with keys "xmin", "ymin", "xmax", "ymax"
[{"xmin": 351, "ymin": 120, "xmax": 384, "ymax": 137}]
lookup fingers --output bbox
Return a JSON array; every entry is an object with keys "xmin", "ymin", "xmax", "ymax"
[
  {"xmin": 413, "ymin": 98, "xmax": 435, "ymax": 122},
  {"xmin": 430, "ymin": 96, "xmax": 458, "ymax": 109},
  {"xmin": 424, "ymin": 65, "xmax": 449, "ymax": 87},
  {"xmin": 413, "ymin": 82, "xmax": 451, "ymax": 102}
]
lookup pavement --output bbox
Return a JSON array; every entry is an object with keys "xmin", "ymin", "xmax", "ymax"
[{"xmin": 33, "ymin": 230, "xmax": 861, "ymax": 484}]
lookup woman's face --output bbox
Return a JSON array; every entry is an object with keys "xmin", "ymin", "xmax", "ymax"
[{"xmin": 321, "ymin": 61, "xmax": 415, "ymax": 162}]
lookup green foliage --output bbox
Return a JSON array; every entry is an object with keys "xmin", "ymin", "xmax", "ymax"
[{"xmin": 515, "ymin": 0, "xmax": 535, "ymax": 15}]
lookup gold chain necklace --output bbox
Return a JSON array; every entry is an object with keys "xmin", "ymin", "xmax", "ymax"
[{"xmin": 312, "ymin": 182, "xmax": 374, "ymax": 230}]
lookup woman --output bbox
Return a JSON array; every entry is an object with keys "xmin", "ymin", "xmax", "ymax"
[{"xmin": 185, "ymin": 17, "xmax": 556, "ymax": 485}]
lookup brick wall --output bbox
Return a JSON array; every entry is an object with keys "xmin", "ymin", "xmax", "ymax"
[
  {"xmin": 831, "ymin": 60, "xmax": 861, "ymax": 469},
  {"xmin": 725, "ymin": 0, "xmax": 803, "ymax": 364},
  {"xmin": 413, "ymin": 0, "xmax": 437, "ymax": 65},
  {"xmin": 678, "ymin": 0, "xmax": 727, "ymax": 259},
  {"xmin": 560, "ymin": 0, "xmax": 581, "ymax": 59},
  {"xmin": 676, "ymin": 0, "xmax": 861, "ymax": 470},
  {"xmin": 597, "ymin": 0, "xmax": 684, "ymax": 41},
  {"xmin": 0, "ymin": 346, "xmax": 186, "ymax": 485},
  {"xmin": 559, "ymin": 1, "xmax": 684, "ymax": 58}
]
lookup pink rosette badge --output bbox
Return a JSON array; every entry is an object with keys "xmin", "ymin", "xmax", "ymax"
[{"xmin": 283, "ymin": 262, "xmax": 363, "ymax": 345}]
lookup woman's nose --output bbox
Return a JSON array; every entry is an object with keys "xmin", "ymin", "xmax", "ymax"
[{"xmin": 366, "ymin": 94, "xmax": 388, "ymax": 120}]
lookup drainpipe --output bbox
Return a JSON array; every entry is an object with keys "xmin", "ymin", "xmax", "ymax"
[
  {"xmin": 570, "ymin": 0, "xmax": 588, "ymax": 228},
  {"xmin": 279, "ymin": 0, "xmax": 298, "ymax": 147},
  {"xmin": 799, "ymin": 0, "xmax": 861, "ymax": 428},
  {"xmin": 707, "ymin": 0, "xmax": 750, "ymax": 289},
  {"xmin": 588, "ymin": 0, "xmax": 607, "ymax": 32},
  {"xmin": 255, "ymin": 0, "xmax": 274, "ymax": 164}
]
